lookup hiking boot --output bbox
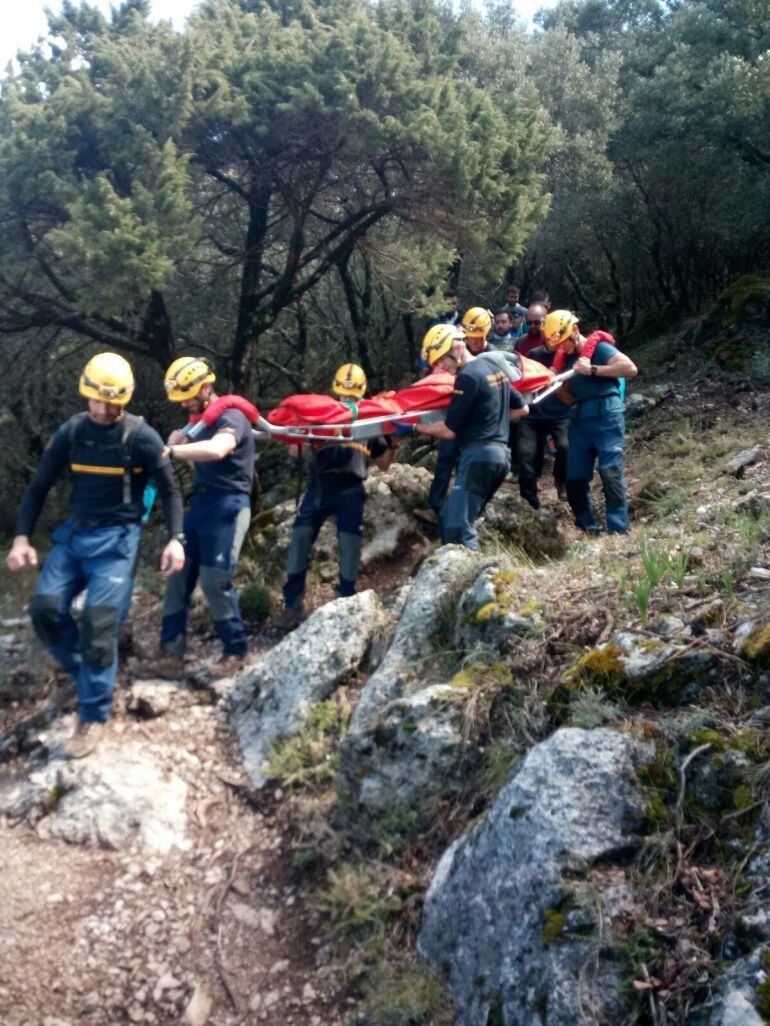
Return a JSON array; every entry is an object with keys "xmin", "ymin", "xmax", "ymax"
[
  {"xmin": 556, "ymin": 483, "xmax": 568, "ymax": 502},
  {"xmin": 274, "ymin": 604, "xmax": 306, "ymax": 631},
  {"xmin": 209, "ymin": 654, "xmax": 246, "ymax": 678},
  {"xmin": 413, "ymin": 508, "xmax": 439, "ymax": 527},
  {"xmin": 65, "ymin": 720, "xmax": 104, "ymax": 759}
]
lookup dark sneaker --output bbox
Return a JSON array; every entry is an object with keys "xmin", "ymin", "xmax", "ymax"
[
  {"xmin": 274, "ymin": 604, "xmax": 306, "ymax": 631},
  {"xmin": 209, "ymin": 654, "xmax": 246, "ymax": 678},
  {"xmin": 65, "ymin": 721, "xmax": 104, "ymax": 759},
  {"xmin": 413, "ymin": 508, "xmax": 439, "ymax": 527}
]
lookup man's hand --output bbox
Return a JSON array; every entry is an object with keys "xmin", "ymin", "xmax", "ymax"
[
  {"xmin": 573, "ymin": 356, "xmax": 593, "ymax": 376},
  {"xmin": 6, "ymin": 537, "xmax": 37, "ymax": 572},
  {"xmin": 160, "ymin": 539, "xmax": 185, "ymax": 577},
  {"xmin": 166, "ymin": 428, "xmax": 187, "ymax": 446}
]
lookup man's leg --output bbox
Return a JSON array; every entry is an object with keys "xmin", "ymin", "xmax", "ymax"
[
  {"xmin": 29, "ymin": 525, "xmax": 86, "ymax": 680},
  {"xmin": 517, "ymin": 418, "xmax": 541, "ymax": 510},
  {"xmin": 566, "ymin": 420, "xmax": 599, "ymax": 532},
  {"xmin": 427, "ymin": 437, "xmax": 461, "ymax": 515},
  {"xmin": 442, "ymin": 446, "xmax": 508, "ymax": 550},
  {"xmin": 198, "ymin": 494, "xmax": 252, "ymax": 656},
  {"xmin": 160, "ymin": 515, "xmax": 200, "ymax": 657},
  {"xmin": 595, "ymin": 413, "xmax": 629, "ymax": 534},
  {"xmin": 78, "ymin": 524, "xmax": 141, "ymax": 724},
  {"xmin": 283, "ymin": 481, "xmax": 329, "ymax": 610},
  {"xmin": 550, "ymin": 418, "xmax": 570, "ymax": 498},
  {"xmin": 334, "ymin": 483, "xmax": 366, "ymax": 598}
]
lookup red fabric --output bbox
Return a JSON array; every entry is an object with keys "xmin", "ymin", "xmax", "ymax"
[
  {"xmin": 268, "ymin": 394, "xmax": 355, "ymax": 427},
  {"xmin": 552, "ymin": 330, "xmax": 616, "ymax": 373},
  {"xmin": 516, "ymin": 333, "xmax": 545, "ymax": 357},
  {"xmin": 515, "ymin": 356, "xmax": 553, "ymax": 393},
  {"xmin": 393, "ymin": 371, "xmax": 456, "ymax": 411},
  {"xmin": 188, "ymin": 394, "xmax": 260, "ymax": 426}
]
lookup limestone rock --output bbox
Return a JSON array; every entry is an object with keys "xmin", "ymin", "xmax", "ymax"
[
  {"xmin": 570, "ymin": 632, "xmax": 716, "ymax": 707},
  {"xmin": 624, "ymin": 392, "xmax": 659, "ymax": 418},
  {"xmin": 126, "ymin": 680, "xmax": 186, "ymax": 718},
  {"xmin": 705, "ymin": 946, "xmax": 769, "ymax": 1026},
  {"xmin": 0, "ymin": 743, "xmax": 189, "ymax": 853},
  {"xmin": 340, "ymin": 684, "xmax": 474, "ymax": 810},
  {"xmin": 229, "ymin": 591, "xmax": 385, "ymax": 785},
  {"xmin": 348, "ymin": 546, "xmax": 483, "ymax": 730},
  {"xmin": 418, "ymin": 728, "xmax": 653, "ymax": 1026},
  {"xmin": 454, "ymin": 560, "xmax": 545, "ymax": 653},
  {"xmin": 724, "ymin": 446, "xmax": 762, "ymax": 477}
]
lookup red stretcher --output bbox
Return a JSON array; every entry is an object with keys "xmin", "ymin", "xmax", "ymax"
[{"xmin": 183, "ymin": 354, "xmax": 553, "ymax": 444}]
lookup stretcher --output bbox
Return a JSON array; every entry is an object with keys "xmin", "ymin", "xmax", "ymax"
[
  {"xmin": 531, "ymin": 370, "xmax": 575, "ymax": 405},
  {"xmin": 181, "ymin": 352, "xmax": 555, "ymax": 444}
]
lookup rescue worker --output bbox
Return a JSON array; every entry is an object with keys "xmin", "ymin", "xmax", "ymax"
[
  {"xmin": 158, "ymin": 357, "xmax": 255, "ymax": 676},
  {"xmin": 419, "ymin": 310, "xmax": 493, "ymax": 525},
  {"xmin": 5, "ymin": 353, "xmax": 185, "ymax": 758},
  {"xmin": 416, "ymin": 332, "xmax": 529, "ymax": 549},
  {"xmin": 543, "ymin": 310, "xmax": 637, "ymax": 534},
  {"xmin": 516, "ymin": 340, "xmax": 570, "ymax": 508},
  {"xmin": 277, "ymin": 364, "xmax": 398, "ymax": 629}
]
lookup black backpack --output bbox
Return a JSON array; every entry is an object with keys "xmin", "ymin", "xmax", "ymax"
[{"xmin": 67, "ymin": 412, "xmax": 146, "ymax": 507}]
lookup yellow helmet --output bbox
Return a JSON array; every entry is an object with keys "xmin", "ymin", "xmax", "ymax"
[
  {"xmin": 543, "ymin": 310, "xmax": 579, "ymax": 350},
  {"xmin": 79, "ymin": 352, "xmax": 134, "ymax": 405},
  {"xmin": 332, "ymin": 363, "xmax": 367, "ymax": 398},
  {"xmin": 461, "ymin": 306, "xmax": 493, "ymax": 338},
  {"xmin": 422, "ymin": 324, "xmax": 465, "ymax": 367},
  {"xmin": 163, "ymin": 357, "xmax": 216, "ymax": 402}
]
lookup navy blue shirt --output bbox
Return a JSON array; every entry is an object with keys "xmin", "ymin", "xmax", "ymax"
[
  {"xmin": 192, "ymin": 409, "xmax": 255, "ymax": 495},
  {"xmin": 312, "ymin": 436, "xmax": 389, "ymax": 490},
  {"xmin": 563, "ymin": 341, "xmax": 624, "ymax": 414},
  {"xmin": 445, "ymin": 353, "xmax": 518, "ymax": 447},
  {"xmin": 16, "ymin": 415, "xmax": 182, "ymax": 535}
]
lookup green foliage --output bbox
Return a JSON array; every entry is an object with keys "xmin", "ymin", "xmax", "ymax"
[
  {"xmin": 632, "ymin": 578, "xmax": 652, "ymax": 622},
  {"xmin": 567, "ymin": 687, "xmax": 621, "ymax": 729},
  {"xmin": 640, "ymin": 542, "xmax": 669, "ymax": 587},
  {"xmin": 312, "ymin": 863, "xmax": 403, "ymax": 940},
  {"xmin": 266, "ymin": 698, "xmax": 351, "ymax": 791},
  {"xmin": 362, "ymin": 959, "xmax": 454, "ymax": 1026},
  {"xmin": 238, "ymin": 580, "xmax": 272, "ymax": 624}
]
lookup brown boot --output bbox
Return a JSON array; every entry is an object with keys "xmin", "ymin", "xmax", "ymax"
[
  {"xmin": 65, "ymin": 720, "xmax": 104, "ymax": 759},
  {"xmin": 209, "ymin": 654, "xmax": 246, "ymax": 678},
  {"xmin": 274, "ymin": 604, "xmax": 306, "ymax": 631}
]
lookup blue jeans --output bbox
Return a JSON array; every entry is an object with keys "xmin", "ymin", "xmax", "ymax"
[
  {"xmin": 427, "ymin": 437, "xmax": 461, "ymax": 514},
  {"xmin": 161, "ymin": 490, "xmax": 251, "ymax": 656},
  {"xmin": 566, "ymin": 411, "xmax": 628, "ymax": 533},
  {"xmin": 30, "ymin": 519, "xmax": 141, "ymax": 724},
  {"xmin": 441, "ymin": 442, "xmax": 509, "ymax": 550},
  {"xmin": 283, "ymin": 477, "xmax": 366, "ymax": 608}
]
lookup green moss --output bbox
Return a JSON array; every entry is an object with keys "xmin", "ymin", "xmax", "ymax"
[
  {"xmin": 732, "ymin": 784, "xmax": 753, "ymax": 810},
  {"xmin": 569, "ymin": 643, "xmax": 625, "ymax": 684},
  {"xmin": 742, "ymin": 622, "xmax": 770, "ymax": 667},
  {"xmin": 475, "ymin": 602, "xmax": 498, "ymax": 623},
  {"xmin": 450, "ymin": 668, "xmax": 477, "ymax": 688},
  {"xmin": 542, "ymin": 908, "xmax": 567, "ymax": 947}
]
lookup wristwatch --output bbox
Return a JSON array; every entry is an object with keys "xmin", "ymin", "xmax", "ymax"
[
  {"xmin": 171, "ymin": 533, "xmax": 186, "ymax": 545},
  {"xmin": 590, "ymin": 365, "xmax": 598, "ymax": 377}
]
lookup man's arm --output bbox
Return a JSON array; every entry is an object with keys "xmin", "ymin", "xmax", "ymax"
[
  {"xmin": 7, "ymin": 427, "xmax": 69, "ymax": 572},
  {"xmin": 573, "ymin": 351, "xmax": 637, "ymax": 379},
  {"xmin": 416, "ymin": 421, "xmax": 456, "ymax": 440},
  {"xmin": 166, "ymin": 429, "xmax": 237, "ymax": 462}
]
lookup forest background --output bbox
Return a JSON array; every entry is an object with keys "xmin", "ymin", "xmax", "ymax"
[{"xmin": 0, "ymin": 0, "xmax": 767, "ymax": 532}]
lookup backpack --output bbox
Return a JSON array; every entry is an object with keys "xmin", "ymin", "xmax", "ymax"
[{"xmin": 67, "ymin": 412, "xmax": 156, "ymax": 520}]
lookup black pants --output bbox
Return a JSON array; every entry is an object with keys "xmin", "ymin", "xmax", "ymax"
[{"xmin": 517, "ymin": 417, "xmax": 569, "ymax": 509}]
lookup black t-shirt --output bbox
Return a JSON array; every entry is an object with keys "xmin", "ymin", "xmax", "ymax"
[
  {"xmin": 311, "ymin": 436, "xmax": 389, "ymax": 488},
  {"xmin": 445, "ymin": 353, "xmax": 518, "ymax": 446},
  {"xmin": 192, "ymin": 409, "xmax": 255, "ymax": 495},
  {"xmin": 15, "ymin": 415, "xmax": 179, "ymax": 534}
]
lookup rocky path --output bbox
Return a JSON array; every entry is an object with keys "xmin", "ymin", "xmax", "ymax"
[{"xmin": 0, "ymin": 673, "xmax": 346, "ymax": 1026}]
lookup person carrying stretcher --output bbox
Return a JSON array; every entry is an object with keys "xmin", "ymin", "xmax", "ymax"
[{"xmin": 276, "ymin": 364, "xmax": 398, "ymax": 630}]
